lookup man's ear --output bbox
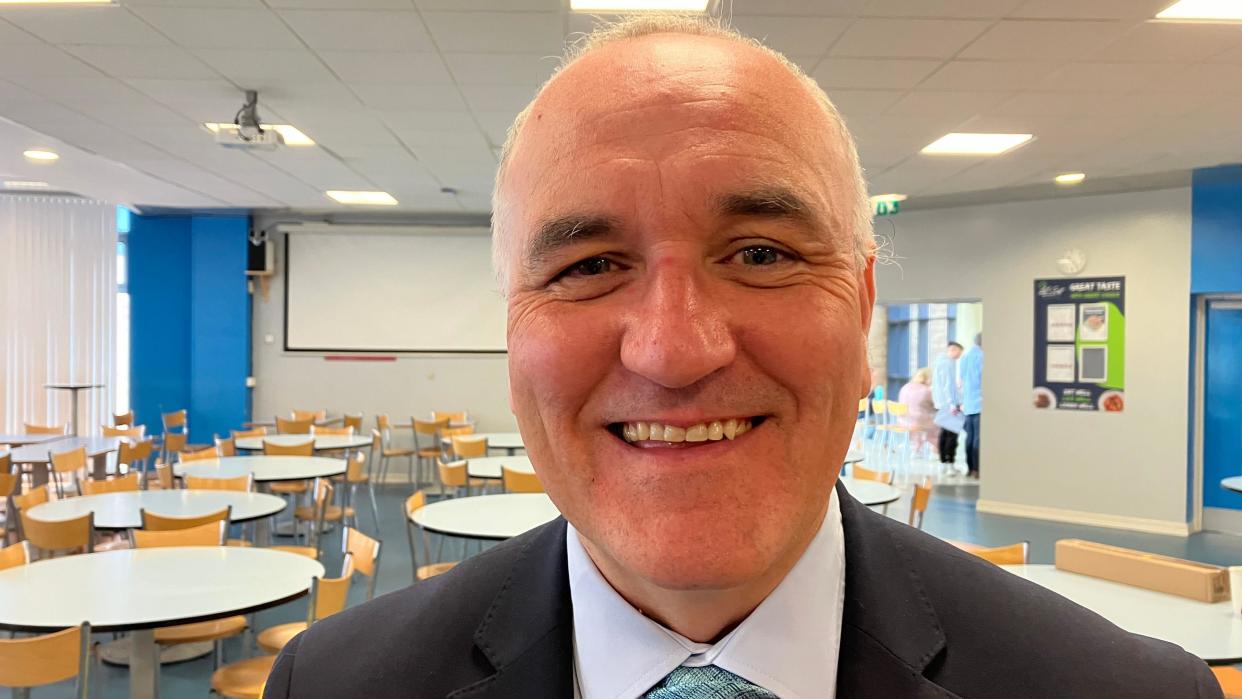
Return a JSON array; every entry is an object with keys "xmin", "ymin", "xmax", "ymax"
[{"xmin": 858, "ymin": 255, "xmax": 877, "ymax": 399}]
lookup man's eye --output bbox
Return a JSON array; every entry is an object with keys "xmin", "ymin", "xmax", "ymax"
[
  {"xmin": 737, "ymin": 246, "xmax": 784, "ymax": 266},
  {"xmin": 567, "ymin": 257, "xmax": 613, "ymax": 277}
]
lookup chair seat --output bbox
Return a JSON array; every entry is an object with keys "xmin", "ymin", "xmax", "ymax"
[
  {"xmin": 257, "ymin": 622, "xmax": 307, "ymax": 654},
  {"xmin": 383, "ymin": 448, "xmax": 416, "ymax": 457},
  {"xmin": 417, "ymin": 447, "xmax": 441, "ymax": 458},
  {"xmin": 294, "ymin": 505, "xmax": 348, "ymax": 522},
  {"xmin": 1214, "ymin": 667, "xmax": 1242, "ymax": 699},
  {"xmin": 417, "ymin": 561, "xmax": 459, "ymax": 580},
  {"xmin": 269, "ymin": 545, "xmax": 318, "ymax": 559},
  {"xmin": 227, "ymin": 539, "xmax": 252, "ymax": 547},
  {"xmin": 271, "ymin": 481, "xmax": 308, "ymax": 494},
  {"xmin": 155, "ymin": 615, "xmax": 246, "ymax": 644},
  {"xmin": 211, "ymin": 655, "xmax": 276, "ymax": 699}
]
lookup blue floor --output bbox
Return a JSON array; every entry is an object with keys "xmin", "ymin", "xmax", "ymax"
[{"xmin": 29, "ymin": 481, "xmax": 1242, "ymax": 697}]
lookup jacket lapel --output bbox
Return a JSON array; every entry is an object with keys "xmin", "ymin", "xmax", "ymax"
[
  {"xmin": 448, "ymin": 518, "xmax": 576, "ymax": 699},
  {"xmin": 835, "ymin": 481, "xmax": 959, "ymax": 698}
]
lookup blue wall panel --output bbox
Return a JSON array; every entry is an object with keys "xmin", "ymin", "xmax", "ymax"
[
  {"xmin": 128, "ymin": 216, "xmax": 191, "ymax": 435},
  {"xmin": 1191, "ymin": 164, "xmax": 1242, "ymax": 294}
]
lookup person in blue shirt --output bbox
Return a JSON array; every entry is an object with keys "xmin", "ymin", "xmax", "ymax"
[
  {"xmin": 932, "ymin": 341, "xmax": 963, "ymax": 466},
  {"xmin": 959, "ymin": 334, "xmax": 984, "ymax": 478}
]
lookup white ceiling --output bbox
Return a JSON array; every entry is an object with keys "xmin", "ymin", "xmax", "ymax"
[{"xmin": 0, "ymin": 0, "xmax": 1240, "ymax": 212}]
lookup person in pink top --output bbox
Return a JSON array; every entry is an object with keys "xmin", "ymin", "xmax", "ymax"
[{"xmin": 898, "ymin": 368, "xmax": 938, "ymax": 456}]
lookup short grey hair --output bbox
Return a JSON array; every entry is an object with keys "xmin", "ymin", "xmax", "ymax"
[{"xmin": 490, "ymin": 14, "xmax": 874, "ymax": 294}]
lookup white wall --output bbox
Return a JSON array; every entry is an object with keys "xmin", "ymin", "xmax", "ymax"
[
  {"xmin": 251, "ymin": 233, "xmax": 517, "ymax": 436},
  {"xmin": 876, "ymin": 188, "xmax": 1192, "ymax": 532}
]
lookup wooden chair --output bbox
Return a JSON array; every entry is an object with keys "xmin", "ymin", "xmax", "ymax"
[
  {"xmin": 343, "ymin": 526, "xmax": 381, "ymax": 601},
  {"xmin": 20, "ymin": 510, "xmax": 93, "ymax": 558},
  {"xmin": 113, "ymin": 410, "xmax": 134, "ymax": 427},
  {"xmin": 502, "ymin": 466, "xmax": 544, "ymax": 494},
  {"xmin": 342, "ymin": 414, "xmax": 363, "ymax": 433},
  {"xmin": 0, "ymin": 621, "xmax": 92, "ymax": 698},
  {"xmin": 341, "ymin": 451, "xmax": 380, "ymax": 534},
  {"xmin": 50, "ymin": 446, "xmax": 88, "ymax": 498},
  {"xmin": 116, "ymin": 438, "xmax": 154, "ymax": 484},
  {"xmin": 432, "ymin": 411, "xmax": 469, "ymax": 423},
  {"xmin": 405, "ymin": 491, "xmax": 459, "ymax": 582},
  {"xmin": 264, "ymin": 439, "xmax": 313, "ymax": 457},
  {"xmin": 852, "ymin": 463, "xmax": 894, "ymax": 484},
  {"xmin": 23, "ymin": 423, "xmax": 67, "ymax": 435},
  {"xmin": 152, "ymin": 462, "xmax": 175, "ymax": 490},
  {"xmin": 311, "ymin": 425, "xmax": 352, "ymax": 437},
  {"xmin": 908, "ymin": 478, "xmax": 933, "ymax": 529},
  {"xmin": 451, "ymin": 435, "xmax": 488, "ymax": 460},
  {"xmin": 162, "ymin": 433, "xmax": 188, "ymax": 464},
  {"xmin": 374, "ymin": 417, "xmax": 415, "ymax": 485},
  {"xmin": 0, "ymin": 459, "xmax": 18, "ymax": 543},
  {"xmin": 13, "ymin": 485, "xmax": 51, "ymax": 541},
  {"xmin": 412, "ymin": 417, "xmax": 449, "ymax": 487},
  {"xmin": 276, "ymin": 416, "xmax": 313, "ymax": 435},
  {"xmin": 256, "ymin": 554, "xmax": 359, "ymax": 654},
  {"xmin": 214, "ymin": 436, "xmax": 236, "ymax": 457},
  {"xmin": 131, "ymin": 517, "xmax": 246, "ymax": 669},
  {"xmin": 179, "ymin": 446, "xmax": 219, "ymax": 463},
  {"xmin": 162, "ymin": 409, "xmax": 207, "ymax": 459},
  {"xmin": 1213, "ymin": 667, "xmax": 1242, "ymax": 699},
  {"xmin": 184, "ymin": 475, "xmax": 252, "ymax": 491},
  {"xmin": 291, "ymin": 410, "xmax": 327, "ymax": 423},
  {"xmin": 80, "ymin": 472, "xmax": 140, "ymax": 496},
  {"xmin": 438, "ymin": 457, "xmax": 488, "ymax": 498},
  {"xmin": 101, "ymin": 425, "xmax": 144, "ymax": 439},
  {"xmin": 230, "ymin": 427, "xmax": 267, "ymax": 440},
  {"xmin": 264, "ymin": 440, "xmax": 312, "ymax": 523},
  {"xmin": 440, "ymin": 424, "xmax": 476, "ymax": 440},
  {"xmin": 0, "ymin": 540, "xmax": 30, "ymax": 572},
  {"xmin": 954, "ymin": 541, "xmax": 1030, "ymax": 566},
  {"xmin": 292, "ymin": 479, "xmax": 336, "ymax": 557}
]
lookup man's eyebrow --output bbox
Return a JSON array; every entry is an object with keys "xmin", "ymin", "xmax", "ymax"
[
  {"xmin": 523, "ymin": 214, "xmax": 620, "ymax": 269},
  {"xmin": 714, "ymin": 187, "xmax": 818, "ymax": 226}
]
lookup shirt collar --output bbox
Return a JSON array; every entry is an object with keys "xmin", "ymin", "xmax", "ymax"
[{"xmin": 567, "ymin": 489, "xmax": 845, "ymax": 699}]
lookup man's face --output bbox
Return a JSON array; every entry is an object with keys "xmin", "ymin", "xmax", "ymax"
[
  {"xmin": 948, "ymin": 345, "xmax": 963, "ymax": 360},
  {"xmin": 499, "ymin": 35, "xmax": 875, "ymax": 591}
]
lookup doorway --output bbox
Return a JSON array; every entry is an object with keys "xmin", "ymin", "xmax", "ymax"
[{"xmin": 1201, "ymin": 298, "xmax": 1242, "ymax": 533}]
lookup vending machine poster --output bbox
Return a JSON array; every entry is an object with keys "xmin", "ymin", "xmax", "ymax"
[{"xmin": 1033, "ymin": 277, "xmax": 1125, "ymax": 412}]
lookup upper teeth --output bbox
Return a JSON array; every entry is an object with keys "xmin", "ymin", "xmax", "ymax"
[{"xmin": 620, "ymin": 419, "xmax": 752, "ymax": 443}]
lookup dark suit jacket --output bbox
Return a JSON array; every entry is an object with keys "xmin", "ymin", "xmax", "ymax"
[{"xmin": 265, "ymin": 482, "xmax": 1222, "ymax": 698}]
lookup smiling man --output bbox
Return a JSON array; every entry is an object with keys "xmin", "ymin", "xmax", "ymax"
[{"xmin": 265, "ymin": 16, "xmax": 1220, "ymax": 699}]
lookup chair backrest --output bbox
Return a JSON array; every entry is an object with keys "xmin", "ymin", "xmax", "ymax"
[
  {"xmin": 81, "ymin": 473, "xmax": 140, "ymax": 496},
  {"xmin": 102, "ymin": 425, "xmax": 145, "ymax": 439},
  {"xmin": 343, "ymin": 527, "xmax": 381, "ymax": 600},
  {"xmin": 276, "ymin": 417, "xmax": 314, "ymax": 435},
  {"xmin": 118, "ymin": 438, "xmax": 154, "ymax": 467},
  {"xmin": 140, "ymin": 506, "xmax": 231, "ymax": 531},
  {"xmin": 375, "ymin": 414, "xmax": 391, "ymax": 432},
  {"xmin": 370, "ymin": 429, "xmax": 383, "ymax": 453},
  {"xmin": 502, "ymin": 466, "xmax": 544, "ymax": 494},
  {"xmin": 0, "ymin": 621, "xmax": 91, "ymax": 695},
  {"xmin": 308, "ymin": 558, "xmax": 355, "ymax": 625},
  {"xmin": 23, "ymin": 423, "xmax": 67, "ymax": 435},
  {"xmin": 870, "ymin": 399, "xmax": 887, "ymax": 416},
  {"xmin": 14, "ymin": 485, "xmax": 50, "ymax": 512},
  {"xmin": 965, "ymin": 542, "xmax": 1030, "ymax": 566},
  {"xmin": 441, "ymin": 424, "xmax": 476, "ymax": 439},
  {"xmin": 214, "ymin": 436, "xmax": 236, "ymax": 457},
  {"xmin": 431, "ymin": 411, "xmax": 468, "ymax": 423},
  {"xmin": 346, "ymin": 452, "xmax": 367, "ymax": 483},
  {"xmin": 405, "ymin": 491, "xmax": 430, "ymax": 581},
  {"xmin": 852, "ymin": 464, "xmax": 894, "ymax": 484},
  {"xmin": 264, "ymin": 439, "xmax": 314, "ymax": 457},
  {"xmin": 113, "ymin": 410, "xmax": 134, "ymax": 427},
  {"xmin": 857, "ymin": 398, "xmax": 868, "ymax": 412},
  {"xmin": 292, "ymin": 410, "xmax": 327, "ymax": 422},
  {"xmin": 311, "ymin": 425, "xmax": 353, "ymax": 437},
  {"xmin": 154, "ymin": 462, "xmax": 175, "ymax": 490},
  {"xmin": 179, "ymin": 447, "xmax": 218, "ymax": 463},
  {"xmin": 20, "ymin": 511, "xmax": 93, "ymax": 555},
  {"xmin": 162, "ymin": 409, "xmax": 188, "ymax": 432},
  {"xmin": 0, "ymin": 541, "xmax": 30, "ymax": 572},
  {"xmin": 50, "ymin": 447, "xmax": 87, "ymax": 475},
  {"xmin": 0, "ymin": 468, "xmax": 17, "ymax": 498},
  {"xmin": 163, "ymin": 433, "xmax": 188, "ymax": 455},
  {"xmin": 908, "ymin": 479, "xmax": 933, "ymax": 529},
  {"xmin": 886, "ymin": 400, "xmax": 909, "ymax": 418},
  {"xmin": 184, "ymin": 475, "xmax": 251, "ymax": 492},
  {"xmin": 412, "ymin": 417, "xmax": 448, "ymax": 437},
  {"xmin": 132, "ymin": 521, "xmax": 226, "ymax": 548},
  {"xmin": 452, "ymin": 436, "xmax": 488, "ymax": 459},
  {"xmin": 438, "ymin": 458, "xmax": 468, "ymax": 488},
  {"xmin": 342, "ymin": 414, "xmax": 363, "ymax": 433},
  {"xmin": 231, "ymin": 427, "xmax": 267, "ymax": 439}
]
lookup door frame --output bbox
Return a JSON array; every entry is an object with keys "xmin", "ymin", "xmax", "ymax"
[{"xmin": 1194, "ymin": 294, "xmax": 1242, "ymax": 533}]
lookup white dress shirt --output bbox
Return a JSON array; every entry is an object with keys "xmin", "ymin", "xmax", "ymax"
[{"xmin": 567, "ymin": 490, "xmax": 845, "ymax": 699}]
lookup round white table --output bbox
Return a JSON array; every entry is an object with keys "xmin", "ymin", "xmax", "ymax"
[
  {"xmin": 24, "ymin": 490, "xmax": 287, "ymax": 530},
  {"xmin": 443, "ymin": 432, "xmax": 525, "ymax": 455},
  {"xmin": 234, "ymin": 434, "xmax": 370, "ymax": 452},
  {"xmin": 839, "ymin": 476, "xmax": 902, "ymax": 506},
  {"xmin": 844, "ymin": 449, "xmax": 866, "ymax": 465},
  {"xmin": 410, "ymin": 493, "xmax": 559, "ymax": 540},
  {"xmin": 466, "ymin": 455, "xmax": 535, "ymax": 480},
  {"xmin": 1002, "ymin": 564, "xmax": 1242, "ymax": 665},
  {"xmin": 174, "ymin": 456, "xmax": 346, "ymax": 483},
  {"xmin": 0, "ymin": 547, "xmax": 323, "ymax": 699},
  {"xmin": 1220, "ymin": 477, "xmax": 1242, "ymax": 494}
]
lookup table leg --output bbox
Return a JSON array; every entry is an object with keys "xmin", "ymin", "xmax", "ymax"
[
  {"xmin": 129, "ymin": 629, "xmax": 160, "ymax": 699},
  {"xmin": 69, "ymin": 389, "xmax": 80, "ymax": 437},
  {"xmin": 91, "ymin": 453, "xmax": 108, "ymax": 480},
  {"xmin": 256, "ymin": 516, "xmax": 271, "ymax": 547}
]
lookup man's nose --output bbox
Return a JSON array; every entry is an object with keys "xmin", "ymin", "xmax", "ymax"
[{"xmin": 619, "ymin": 266, "xmax": 737, "ymax": 389}]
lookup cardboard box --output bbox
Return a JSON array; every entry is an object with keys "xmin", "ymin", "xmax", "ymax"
[{"xmin": 1054, "ymin": 539, "xmax": 1228, "ymax": 603}]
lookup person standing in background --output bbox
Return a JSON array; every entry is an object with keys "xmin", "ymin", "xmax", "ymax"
[
  {"xmin": 932, "ymin": 342, "xmax": 963, "ymax": 466},
  {"xmin": 898, "ymin": 368, "xmax": 937, "ymax": 456},
  {"xmin": 960, "ymin": 334, "xmax": 984, "ymax": 478}
]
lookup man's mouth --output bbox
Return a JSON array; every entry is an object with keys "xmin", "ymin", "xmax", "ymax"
[{"xmin": 607, "ymin": 417, "xmax": 765, "ymax": 446}]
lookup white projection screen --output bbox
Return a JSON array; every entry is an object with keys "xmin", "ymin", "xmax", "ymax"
[{"xmin": 284, "ymin": 228, "xmax": 507, "ymax": 353}]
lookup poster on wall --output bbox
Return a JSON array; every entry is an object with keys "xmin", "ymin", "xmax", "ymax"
[{"xmin": 1033, "ymin": 277, "xmax": 1125, "ymax": 412}]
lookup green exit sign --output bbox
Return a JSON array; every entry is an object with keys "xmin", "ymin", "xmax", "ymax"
[{"xmin": 874, "ymin": 199, "xmax": 901, "ymax": 216}]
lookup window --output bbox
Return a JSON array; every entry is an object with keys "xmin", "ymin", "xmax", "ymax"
[{"xmin": 116, "ymin": 207, "xmax": 130, "ymax": 416}]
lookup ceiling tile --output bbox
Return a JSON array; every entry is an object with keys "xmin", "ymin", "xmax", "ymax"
[
  {"xmin": 732, "ymin": 0, "xmax": 869, "ymax": 15},
  {"xmin": 269, "ymin": 0, "xmax": 414, "ymax": 7},
  {"xmin": 129, "ymin": 7, "xmax": 303, "ymax": 49},
  {"xmin": 392, "ymin": 128, "xmax": 489, "ymax": 148},
  {"xmin": 0, "ymin": 80, "xmax": 43, "ymax": 102},
  {"xmin": 918, "ymin": 60, "xmax": 1059, "ymax": 90},
  {"xmin": 279, "ymin": 10, "xmax": 433, "ymax": 51},
  {"xmin": 122, "ymin": 0, "xmax": 263, "ymax": 7},
  {"xmin": 415, "ymin": 0, "xmax": 559, "ymax": 9},
  {"xmin": 884, "ymin": 90, "xmax": 1011, "ymax": 121},
  {"xmin": 421, "ymin": 11, "xmax": 563, "ymax": 53},
  {"xmin": 64, "ymin": 45, "xmax": 216, "ymax": 79},
  {"xmin": 1010, "ymin": 0, "xmax": 1170, "ymax": 19},
  {"xmin": 3, "ymin": 7, "xmax": 169, "ymax": 46},
  {"xmin": 459, "ymin": 84, "xmax": 538, "ymax": 114},
  {"xmin": 0, "ymin": 18, "xmax": 41, "ymax": 44},
  {"xmin": 863, "ymin": 0, "xmax": 1023, "ymax": 17},
  {"xmin": 471, "ymin": 110, "xmax": 518, "ymax": 145},
  {"xmin": 351, "ymin": 83, "xmax": 467, "ymax": 110},
  {"xmin": 0, "ymin": 43, "xmax": 100, "ymax": 78},
  {"xmin": 317, "ymin": 51, "xmax": 452, "ymax": 84},
  {"xmin": 826, "ymin": 89, "xmax": 907, "ymax": 116},
  {"xmin": 831, "ymin": 19, "xmax": 990, "ymax": 58},
  {"xmin": 730, "ymin": 15, "xmax": 852, "ymax": 56},
  {"xmin": 1089, "ymin": 22, "xmax": 1242, "ymax": 63},
  {"xmin": 1033, "ymin": 61, "xmax": 1188, "ymax": 93},
  {"xmin": 813, "ymin": 58, "xmax": 942, "ymax": 89},
  {"xmin": 193, "ymin": 48, "xmax": 336, "ymax": 83},
  {"xmin": 127, "ymin": 159, "xmax": 284, "ymax": 206},
  {"xmin": 377, "ymin": 109, "xmax": 477, "ymax": 131},
  {"xmin": 443, "ymin": 52, "xmax": 559, "ymax": 85},
  {"xmin": 1174, "ymin": 63, "xmax": 1242, "ymax": 94},
  {"xmin": 960, "ymin": 20, "xmax": 1129, "ymax": 60}
]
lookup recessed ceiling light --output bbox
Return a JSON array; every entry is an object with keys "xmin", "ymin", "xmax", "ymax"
[
  {"xmin": 203, "ymin": 123, "xmax": 315, "ymax": 146},
  {"xmin": 570, "ymin": 0, "xmax": 710, "ymax": 11},
  {"xmin": 870, "ymin": 193, "xmax": 908, "ymax": 204},
  {"xmin": 921, "ymin": 133, "xmax": 1033, "ymax": 156},
  {"xmin": 3, "ymin": 181, "xmax": 50, "ymax": 189},
  {"xmin": 326, "ymin": 190, "xmax": 398, "ymax": 206},
  {"xmin": 1156, "ymin": 0, "xmax": 1242, "ymax": 21},
  {"xmin": 1054, "ymin": 173, "xmax": 1086, "ymax": 185},
  {"xmin": 23, "ymin": 149, "xmax": 59, "ymax": 162}
]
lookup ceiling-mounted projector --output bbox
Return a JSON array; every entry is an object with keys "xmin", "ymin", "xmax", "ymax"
[{"xmin": 214, "ymin": 90, "xmax": 284, "ymax": 151}]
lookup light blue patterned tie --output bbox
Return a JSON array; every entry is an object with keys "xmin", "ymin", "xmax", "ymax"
[{"xmin": 644, "ymin": 665, "xmax": 778, "ymax": 698}]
